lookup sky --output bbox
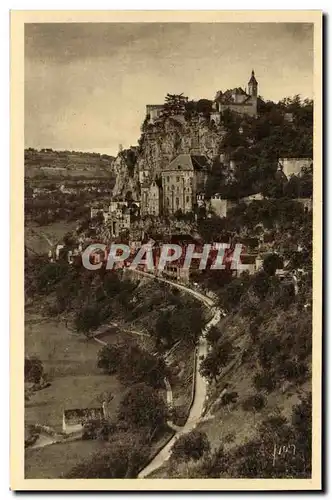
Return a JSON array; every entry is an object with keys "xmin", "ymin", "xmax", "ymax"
[{"xmin": 25, "ymin": 22, "xmax": 313, "ymax": 156}]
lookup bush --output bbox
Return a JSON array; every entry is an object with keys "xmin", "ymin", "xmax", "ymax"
[
  {"xmin": 75, "ymin": 304, "xmax": 102, "ymax": 336},
  {"xmin": 97, "ymin": 344, "xmax": 123, "ymax": 375},
  {"xmin": 242, "ymin": 393, "xmax": 266, "ymax": 412},
  {"xmin": 118, "ymin": 345, "xmax": 167, "ymax": 388},
  {"xmin": 25, "ymin": 356, "xmax": 44, "ymax": 384},
  {"xmin": 170, "ymin": 405, "xmax": 189, "ymax": 427},
  {"xmin": 171, "ymin": 430, "xmax": 210, "ymax": 462},
  {"xmin": 117, "ymin": 383, "xmax": 168, "ymax": 433},
  {"xmin": 65, "ymin": 436, "xmax": 149, "ymax": 478},
  {"xmin": 82, "ymin": 418, "xmax": 116, "ymax": 441},
  {"xmin": 221, "ymin": 391, "xmax": 239, "ymax": 406},
  {"xmin": 253, "ymin": 371, "xmax": 276, "ymax": 393}
]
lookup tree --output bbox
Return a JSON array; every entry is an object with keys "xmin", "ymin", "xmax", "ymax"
[
  {"xmin": 97, "ymin": 344, "xmax": 123, "ymax": 374},
  {"xmin": 206, "ymin": 325, "xmax": 221, "ymax": 344},
  {"xmin": 161, "ymin": 93, "xmax": 188, "ymax": 118},
  {"xmin": 263, "ymin": 253, "xmax": 283, "ymax": 277},
  {"xmin": 242, "ymin": 393, "xmax": 266, "ymax": 412},
  {"xmin": 117, "ymin": 383, "xmax": 167, "ymax": 432},
  {"xmin": 65, "ymin": 436, "xmax": 149, "ymax": 478},
  {"xmin": 25, "ymin": 356, "xmax": 44, "ymax": 384},
  {"xmin": 199, "ymin": 340, "xmax": 233, "ymax": 382},
  {"xmin": 118, "ymin": 345, "xmax": 167, "ymax": 388},
  {"xmin": 251, "ymin": 271, "xmax": 270, "ymax": 300},
  {"xmin": 75, "ymin": 304, "xmax": 101, "ymax": 336},
  {"xmin": 36, "ymin": 260, "xmax": 69, "ymax": 294},
  {"xmin": 171, "ymin": 430, "xmax": 210, "ymax": 462},
  {"xmin": 291, "ymin": 393, "xmax": 312, "ymax": 475},
  {"xmin": 63, "ymin": 231, "xmax": 77, "ymax": 248},
  {"xmin": 253, "ymin": 371, "xmax": 276, "ymax": 393},
  {"xmin": 82, "ymin": 418, "xmax": 116, "ymax": 441}
]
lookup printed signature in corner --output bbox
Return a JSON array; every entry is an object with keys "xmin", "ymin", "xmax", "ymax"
[{"xmin": 272, "ymin": 443, "xmax": 296, "ymax": 466}]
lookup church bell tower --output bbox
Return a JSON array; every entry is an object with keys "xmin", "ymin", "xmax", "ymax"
[{"xmin": 248, "ymin": 69, "xmax": 258, "ymax": 97}]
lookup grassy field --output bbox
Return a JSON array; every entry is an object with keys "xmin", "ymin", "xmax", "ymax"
[
  {"xmin": 25, "ymin": 221, "xmax": 78, "ymax": 255},
  {"xmin": 25, "ymin": 314, "xmax": 125, "ymax": 431},
  {"xmin": 25, "ymin": 439, "xmax": 108, "ymax": 479}
]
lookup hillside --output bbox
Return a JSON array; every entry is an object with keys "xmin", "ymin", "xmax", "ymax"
[
  {"xmin": 25, "ymin": 148, "xmax": 115, "ymax": 180},
  {"xmin": 111, "ymin": 95, "xmax": 313, "ymax": 201}
]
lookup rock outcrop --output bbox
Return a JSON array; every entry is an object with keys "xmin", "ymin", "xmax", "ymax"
[{"xmin": 112, "ymin": 114, "xmax": 227, "ymax": 200}]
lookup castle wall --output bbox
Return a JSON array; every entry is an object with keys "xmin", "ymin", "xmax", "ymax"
[{"xmin": 218, "ymin": 101, "xmax": 257, "ymax": 117}]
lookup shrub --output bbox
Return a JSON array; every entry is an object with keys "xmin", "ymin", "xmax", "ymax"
[
  {"xmin": 171, "ymin": 430, "xmax": 210, "ymax": 462},
  {"xmin": 117, "ymin": 383, "xmax": 168, "ymax": 433},
  {"xmin": 82, "ymin": 419, "xmax": 116, "ymax": 441},
  {"xmin": 242, "ymin": 393, "xmax": 266, "ymax": 412},
  {"xmin": 97, "ymin": 344, "xmax": 123, "ymax": 375},
  {"xmin": 25, "ymin": 356, "xmax": 44, "ymax": 384},
  {"xmin": 253, "ymin": 371, "xmax": 277, "ymax": 393},
  {"xmin": 221, "ymin": 391, "xmax": 239, "ymax": 406}
]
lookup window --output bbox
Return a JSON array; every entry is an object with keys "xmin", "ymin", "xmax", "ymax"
[
  {"xmin": 166, "ymin": 197, "xmax": 170, "ymax": 207},
  {"xmin": 186, "ymin": 196, "xmax": 190, "ymax": 203},
  {"xmin": 176, "ymin": 176, "xmax": 180, "ymax": 182},
  {"xmin": 176, "ymin": 186, "xmax": 179, "ymax": 192},
  {"xmin": 176, "ymin": 198, "xmax": 180, "ymax": 207}
]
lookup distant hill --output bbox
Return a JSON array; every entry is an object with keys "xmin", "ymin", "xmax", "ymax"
[{"xmin": 25, "ymin": 148, "xmax": 115, "ymax": 180}]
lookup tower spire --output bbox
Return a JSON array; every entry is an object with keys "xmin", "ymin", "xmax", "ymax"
[{"xmin": 248, "ymin": 69, "xmax": 258, "ymax": 97}]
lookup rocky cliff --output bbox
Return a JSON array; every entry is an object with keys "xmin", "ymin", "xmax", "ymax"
[{"xmin": 112, "ymin": 114, "xmax": 227, "ymax": 200}]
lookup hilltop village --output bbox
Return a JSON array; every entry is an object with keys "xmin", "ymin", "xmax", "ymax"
[{"xmin": 40, "ymin": 70, "xmax": 313, "ymax": 286}]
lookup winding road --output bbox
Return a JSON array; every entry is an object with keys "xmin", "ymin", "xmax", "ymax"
[{"xmin": 130, "ymin": 270, "xmax": 222, "ymax": 478}]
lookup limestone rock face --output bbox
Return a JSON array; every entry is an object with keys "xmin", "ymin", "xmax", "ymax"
[
  {"xmin": 112, "ymin": 149, "xmax": 140, "ymax": 200},
  {"xmin": 112, "ymin": 115, "xmax": 227, "ymax": 200}
]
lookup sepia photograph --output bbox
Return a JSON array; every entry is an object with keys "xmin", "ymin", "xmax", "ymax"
[{"xmin": 10, "ymin": 10, "xmax": 322, "ymax": 491}]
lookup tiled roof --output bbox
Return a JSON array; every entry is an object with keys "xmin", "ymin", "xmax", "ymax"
[
  {"xmin": 215, "ymin": 88, "xmax": 251, "ymax": 104},
  {"xmin": 165, "ymin": 154, "xmax": 208, "ymax": 172}
]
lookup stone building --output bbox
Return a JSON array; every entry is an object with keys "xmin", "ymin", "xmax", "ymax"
[
  {"xmin": 161, "ymin": 154, "xmax": 209, "ymax": 215},
  {"xmin": 141, "ymin": 179, "xmax": 162, "ymax": 217},
  {"xmin": 90, "ymin": 202, "xmax": 131, "ymax": 236},
  {"xmin": 62, "ymin": 403, "xmax": 107, "ymax": 434},
  {"xmin": 211, "ymin": 70, "xmax": 258, "ymax": 121},
  {"xmin": 104, "ymin": 211, "xmax": 131, "ymax": 237},
  {"xmin": 146, "ymin": 104, "xmax": 164, "ymax": 124}
]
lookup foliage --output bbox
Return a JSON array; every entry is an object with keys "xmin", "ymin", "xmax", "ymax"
[
  {"xmin": 117, "ymin": 382, "xmax": 168, "ymax": 432},
  {"xmin": 154, "ymin": 301, "xmax": 205, "ymax": 347},
  {"xmin": 171, "ymin": 430, "xmax": 210, "ymax": 462},
  {"xmin": 253, "ymin": 371, "xmax": 277, "ymax": 393},
  {"xmin": 161, "ymin": 93, "xmax": 188, "ymax": 119},
  {"xmin": 82, "ymin": 418, "xmax": 116, "ymax": 441},
  {"xmin": 199, "ymin": 339, "xmax": 233, "ymax": 382},
  {"xmin": 118, "ymin": 345, "xmax": 167, "ymax": 388},
  {"xmin": 97, "ymin": 344, "xmax": 124, "ymax": 375},
  {"xmin": 74, "ymin": 304, "xmax": 102, "ymax": 336},
  {"xmin": 221, "ymin": 391, "xmax": 239, "ymax": 406},
  {"xmin": 242, "ymin": 393, "xmax": 266, "ymax": 412},
  {"xmin": 263, "ymin": 253, "xmax": 284, "ymax": 276},
  {"xmin": 65, "ymin": 434, "xmax": 149, "ymax": 478},
  {"xmin": 25, "ymin": 356, "xmax": 44, "ymax": 384}
]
